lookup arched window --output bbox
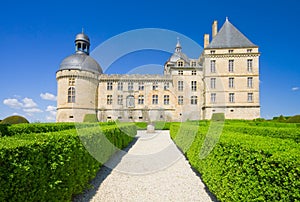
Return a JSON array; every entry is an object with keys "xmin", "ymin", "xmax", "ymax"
[{"xmin": 68, "ymin": 87, "xmax": 75, "ymax": 103}]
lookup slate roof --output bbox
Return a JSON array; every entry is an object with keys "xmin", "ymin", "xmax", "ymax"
[{"xmin": 207, "ymin": 18, "xmax": 257, "ymax": 49}]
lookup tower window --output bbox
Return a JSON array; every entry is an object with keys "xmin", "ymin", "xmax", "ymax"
[
  {"xmin": 210, "ymin": 60, "xmax": 216, "ymax": 73},
  {"xmin": 178, "ymin": 81, "xmax": 183, "ymax": 91},
  {"xmin": 69, "ymin": 78, "xmax": 75, "ymax": 86},
  {"xmin": 178, "ymin": 70, "xmax": 183, "ymax": 75},
  {"xmin": 247, "ymin": 49, "xmax": 252, "ymax": 53},
  {"xmin": 210, "ymin": 50, "xmax": 216, "ymax": 54},
  {"xmin": 164, "ymin": 95, "xmax": 170, "ymax": 105},
  {"xmin": 229, "ymin": 93, "xmax": 235, "ymax": 103},
  {"xmin": 210, "ymin": 78, "xmax": 216, "ymax": 89},
  {"xmin": 192, "ymin": 70, "xmax": 197, "ymax": 75},
  {"xmin": 107, "ymin": 95, "xmax": 112, "ymax": 105},
  {"xmin": 107, "ymin": 82, "xmax": 113, "ymax": 90},
  {"xmin": 191, "ymin": 61, "xmax": 197, "ymax": 67},
  {"xmin": 67, "ymin": 87, "xmax": 75, "ymax": 103},
  {"xmin": 191, "ymin": 96, "xmax": 198, "ymax": 105},
  {"xmin": 178, "ymin": 96, "xmax": 183, "ymax": 105},
  {"xmin": 228, "ymin": 50, "xmax": 234, "ymax": 53},
  {"xmin": 247, "ymin": 77, "xmax": 253, "ymax": 88},
  {"xmin": 247, "ymin": 59, "xmax": 253, "ymax": 72},
  {"xmin": 248, "ymin": 93, "xmax": 253, "ymax": 102},
  {"xmin": 211, "ymin": 93, "xmax": 216, "ymax": 103},
  {"xmin": 229, "ymin": 60, "xmax": 234, "ymax": 72},
  {"xmin": 152, "ymin": 95, "xmax": 158, "ymax": 105},
  {"xmin": 229, "ymin": 78, "xmax": 234, "ymax": 88},
  {"xmin": 191, "ymin": 81, "xmax": 197, "ymax": 91}
]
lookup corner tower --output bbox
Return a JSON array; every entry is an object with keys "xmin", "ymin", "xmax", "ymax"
[
  {"xmin": 202, "ymin": 18, "xmax": 260, "ymax": 120},
  {"xmin": 56, "ymin": 32, "xmax": 102, "ymax": 122}
]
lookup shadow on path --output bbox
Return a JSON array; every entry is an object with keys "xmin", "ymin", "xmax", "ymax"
[{"xmin": 73, "ymin": 136, "xmax": 139, "ymax": 202}]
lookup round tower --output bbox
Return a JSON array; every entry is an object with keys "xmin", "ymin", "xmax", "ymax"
[{"xmin": 56, "ymin": 32, "xmax": 102, "ymax": 122}]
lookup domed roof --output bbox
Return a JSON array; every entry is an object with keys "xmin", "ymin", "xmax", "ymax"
[
  {"xmin": 75, "ymin": 33, "xmax": 90, "ymax": 44},
  {"xmin": 59, "ymin": 53, "xmax": 103, "ymax": 74}
]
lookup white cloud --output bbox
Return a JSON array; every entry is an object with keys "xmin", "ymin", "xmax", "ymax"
[
  {"xmin": 46, "ymin": 105, "xmax": 56, "ymax": 112},
  {"xmin": 292, "ymin": 87, "xmax": 299, "ymax": 91},
  {"xmin": 22, "ymin": 98, "xmax": 38, "ymax": 108},
  {"xmin": 40, "ymin": 93, "xmax": 57, "ymax": 101},
  {"xmin": 46, "ymin": 116, "xmax": 56, "ymax": 121},
  {"xmin": 3, "ymin": 98, "xmax": 23, "ymax": 109},
  {"xmin": 23, "ymin": 108, "xmax": 43, "ymax": 113}
]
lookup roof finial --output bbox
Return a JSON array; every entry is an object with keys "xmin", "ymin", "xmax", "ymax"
[
  {"xmin": 226, "ymin": 16, "xmax": 229, "ymax": 21},
  {"xmin": 82, "ymin": 27, "xmax": 84, "ymax": 34},
  {"xmin": 175, "ymin": 37, "xmax": 182, "ymax": 52}
]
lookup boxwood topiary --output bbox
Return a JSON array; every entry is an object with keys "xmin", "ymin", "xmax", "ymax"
[{"xmin": 1, "ymin": 115, "xmax": 29, "ymax": 124}]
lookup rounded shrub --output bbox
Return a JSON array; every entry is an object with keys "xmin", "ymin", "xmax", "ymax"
[
  {"xmin": 286, "ymin": 115, "xmax": 300, "ymax": 123},
  {"xmin": 1, "ymin": 116, "xmax": 29, "ymax": 124}
]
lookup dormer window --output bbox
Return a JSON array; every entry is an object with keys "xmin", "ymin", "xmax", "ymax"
[
  {"xmin": 229, "ymin": 50, "xmax": 234, "ymax": 53},
  {"xmin": 191, "ymin": 61, "xmax": 197, "ymax": 67},
  {"xmin": 177, "ymin": 61, "xmax": 184, "ymax": 67}
]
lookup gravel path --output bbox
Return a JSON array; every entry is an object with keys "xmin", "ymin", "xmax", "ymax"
[{"xmin": 74, "ymin": 130, "xmax": 216, "ymax": 202}]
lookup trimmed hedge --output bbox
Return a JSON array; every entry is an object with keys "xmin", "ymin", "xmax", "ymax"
[
  {"xmin": 0, "ymin": 123, "xmax": 76, "ymax": 137},
  {"xmin": 170, "ymin": 122, "xmax": 300, "ymax": 201},
  {"xmin": 0, "ymin": 124, "xmax": 136, "ymax": 201},
  {"xmin": 134, "ymin": 121, "xmax": 174, "ymax": 130}
]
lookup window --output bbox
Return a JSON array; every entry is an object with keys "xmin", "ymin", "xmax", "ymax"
[
  {"xmin": 191, "ymin": 96, "xmax": 197, "ymax": 105},
  {"xmin": 229, "ymin": 78, "xmax": 234, "ymax": 88},
  {"xmin": 229, "ymin": 93, "xmax": 235, "ymax": 103},
  {"xmin": 192, "ymin": 70, "xmax": 197, "ymax": 75},
  {"xmin": 178, "ymin": 70, "xmax": 183, "ymax": 75},
  {"xmin": 178, "ymin": 61, "xmax": 184, "ymax": 67},
  {"xmin": 210, "ymin": 60, "xmax": 216, "ymax": 73},
  {"xmin": 126, "ymin": 95, "xmax": 135, "ymax": 108},
  {"xmin": 247, "ymin": 49, "xmax": 252, "ymax": 53},
  {"xmin": 178, "ymin": 96, "xmax": 183, "ymax": 105},
  {"xmin": 210, "ymin": 50, "xmax": 215, "ymax": 54},
  {"xmin": 191, "ymin": 61, "xmax": 197, "ymax": 67},
  {"xmin": 248, "ymin": 93, "xmax": 253, "ymax": 102},
  {"xmin": 229, "ymin": 60, "xmax": 234, "ymax": 72},
  {"xmin": 164, "ymin": 82, "xmax": 169, "ymax": 90},
  {"xmin": 128, "ymin": 82, "xmax": 134, "ymax": 91},
  {"xmin": 247, "ymin": 77, "xmax": 253, "ymax": 88},
  {"xmin": 228, "ymin": 49, "xmax": 234, "ymax": 53},
  {"xmin": 211, "ymin": 93, "xmax": 216, "ymax": 103},
  {"xmin": 164, "ymin": 95, "xmax": 170, "ymax": 105},
  {"xmin": 138, "ymin": 82, "xmax": 144, "ymax": 91},
  {"xmin": 138, "ymin": 95, "xmax": 144, "ymax": 105},
  {"xmin": 178, "ymin": 81, "xmax": 183, "ymax": 91},
  {"xmin": 117, "ymin": 95, "xmax": 123, "ymax": 105},
  {"xmin": 152, "ymin": 81, "xmax": 158, "ymax": 90},
  {"xmin": 107, "ymin": 82, "xmax": 113, "ymax": 90},
  {"xmin": 67, "ymin": 87, "xmax": 75, "ymax": 103},
  {"xmin": 118, "ymin": 82, "xmax": 123, "ymax": 91},
  {"xmin": 247, "ymin": 59, "xmax": 253, "ymax": 72},
  {"xmin": 210, "ymin": 78, "xmax": 216, "ymax": 89},
  {"xmin": 107, "ymin": 95, "xmax": 112, "ymax": 105},
  {"xmin": 69, "ymin": 78, "xmax": 75, "ymax": 86},
  {"xmin": 152, "ymin": 95, "xmax": 158, "ymax": 105},
  {"xmin": 191, "ymin": 81, "xmax": 197, "ymax": 91}
]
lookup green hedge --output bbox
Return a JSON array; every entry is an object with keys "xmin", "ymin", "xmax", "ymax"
[
  {"xmin": 0, "ymin": 124, "xmax": 136, "ymax": 201},
  {"xmin": 0, "ymin": 123, "xmax": 76, "ymax": 137},
  {"xmin": 223, "ymin": 125, "xmax": 300, "ymax": 142},
  {"xmin": 0, "ymin": 115, "xmax": 29, "ymax": 124},
  {"xmin": 170, "ymin": 122, "xmax": 300, "ymax": 201},
  {"xmin": 134, "ymin": 121, "xmax": 174, "ymax": 130}
]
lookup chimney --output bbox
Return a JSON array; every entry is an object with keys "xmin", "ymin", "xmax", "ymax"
[
  {"xmin": 212, "ymin": 20, "xmax": 218, "ymax": 38},
  {"xmin": 204, "ymin": 34, "xmax": 210, "ymax": 48}
]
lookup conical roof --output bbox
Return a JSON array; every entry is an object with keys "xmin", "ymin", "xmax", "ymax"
[{"xmin": 207, "ymin": 18, "xmax": 257, "ymax": 49}]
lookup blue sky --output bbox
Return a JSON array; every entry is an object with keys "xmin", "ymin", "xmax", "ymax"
[{"xmin": 0, "ymin": 0, "xmax": 299, "ymax": 122}]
